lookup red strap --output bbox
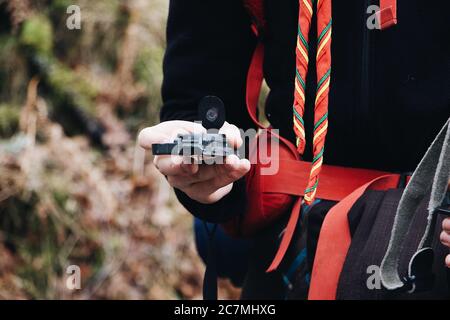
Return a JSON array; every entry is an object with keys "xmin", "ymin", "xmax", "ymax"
[
  {"xmin": 267, "ymin": 197, "xmax": 302, "ymax": 272},
  {"xmin": 245, "ymin": 38, "xmax": 397, "ymax": 273},
  {"xmin": 261, "ymin": 160, "xmax": 392, "ymax": 201},
  {"xmin": 377, "ymin": 0, "xmax": 397, "ymax": 30},
  {"xmin": 246, "ymin": 41, "xmax": 299, "ymax": 157},
  {"xmin": 245, "ymin": 1, "xmax": 398, "ymax": 275},
  {"xmin": 308, "ymin": 174, "xmax": 401, "ymax": 300},
  {"xmin": 246, "ymin": 41, "xmax": 305, "ymax": 272},
  {"xmin": 243, "ymin": 0, "xmax": 266, "ymax": 34},
  {"xmin": 265, "ymin": 164, "xmax": 394, "ymax": 272},
  {"xmin": 246, "ymin": 41, "xmax": 265, "ymax": 129}
]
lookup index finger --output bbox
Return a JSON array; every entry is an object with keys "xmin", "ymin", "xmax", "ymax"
[
  {"xmin": 138, "ymin": 121, "xmax": 206, "ymax": 150},
  {"xmin": 154, "ymin": 155, "xmax": 199, "ymax": 176}
]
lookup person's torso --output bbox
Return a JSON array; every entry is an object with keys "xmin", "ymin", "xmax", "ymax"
[{"xmin": 261, "ymin": 0, "xmax": 450, "ymax": 172}]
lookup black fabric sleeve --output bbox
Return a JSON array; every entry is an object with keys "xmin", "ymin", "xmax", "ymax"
[
  {"xmin": 174, "ymin": 179, "xmax": 247, "ymax": 223},
  {"xmin": 160, "ymin": 0, "xmax": 257, "ymax": 223}
]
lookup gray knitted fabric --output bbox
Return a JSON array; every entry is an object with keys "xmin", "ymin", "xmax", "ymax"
[{"xmin": 381, "ymin": 117, "xmax": 450, "ymax": 290}]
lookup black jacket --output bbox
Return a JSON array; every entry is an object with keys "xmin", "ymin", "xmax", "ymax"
[{"xmin": 160, "ymin": 0, "xmax": 450, "ymax": 223}]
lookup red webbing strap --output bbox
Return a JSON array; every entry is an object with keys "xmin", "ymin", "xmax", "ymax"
[
  {"xmin": 246, "ymin": 40, "xmax": 299, "ymax": 154},
  {"xmin": 261, "ymin": 160, "xmax": 392, "ymax": 201},
  {"xmin": 246, "ymin": 39, "xmax": 304, "ymax": 272},
  {"xmin": 265, "ymin": 164, "xmax": 393, "ymax": 272},
  {"xmin": 243, "ymin": 0, "xmax": 266, "ymax": 33},
  {"xmin": 267, "ymin": 197, "xmax": 303, "ymax": 272},
  {"xmin": 308, "ymin": 174, "xmax": 401, "ymax": 300},
  {"xmin": 377, "ymin": 0, "xmax": 397, "ymax": 30},
  {"xmin": 246, "ymin": 41, "xmax": 266, "ymax": 130}
]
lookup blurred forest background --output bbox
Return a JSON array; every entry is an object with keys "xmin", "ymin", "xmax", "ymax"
[{"xmin": 0, "ymin": 0, "xmax": 239, "ymax": 299}]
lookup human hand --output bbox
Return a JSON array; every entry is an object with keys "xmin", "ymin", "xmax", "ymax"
[
  {"xmin": 138, "ymin": 120, "xmax": 250, "ymax": 204},
  {"xmin": 439, "ymin": 180, "xmax": 450, "ymax": 268}
]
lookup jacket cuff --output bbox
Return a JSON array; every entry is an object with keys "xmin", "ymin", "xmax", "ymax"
[{"xmin": 174, "ymin": 177, "xmax": 247, "ymax": 223}]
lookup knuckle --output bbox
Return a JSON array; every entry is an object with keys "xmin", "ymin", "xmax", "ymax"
[
  {"xmin": 440, "ymin": 231, "xmax": 450, "ymax": 244},
  {"xmin": 230, "ymin": 125, "xmax": 240, "ymax": 135},
  {"xmin": 443, "ymin": 218, "xmax": 450, "ymax": 231},
  {"xmin": 137, "ymin": 127, "xmax": 147, "ymax": 140},
  {"xmin": 153, "ymin": 156, "xmax": 160, "ymax": 168},
  {"xmin": 229, "ymin": 125, "xmax": 242, "ymax": 142},
  {"xmin": 211, "ymin": 178, "xmax": 226, "ymax": 190},
  {"xmin": 226, "ymin": 169, "xmax": 240, "ymax": 181},
  {"xmin": 138, "ymin": 128, "xmax": 152, "ymax": 148},
  {"xmin": 226, "ymin": 123, "xmax": 238, "ymax": 132},
  {"xmin": 167, "ymin": 176, "xmax": 184, "ymax": 189}
]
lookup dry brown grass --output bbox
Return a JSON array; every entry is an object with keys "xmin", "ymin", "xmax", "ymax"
[{"xmin": 0, "ymin": 0, "xmax": 240, "ymax": 300}]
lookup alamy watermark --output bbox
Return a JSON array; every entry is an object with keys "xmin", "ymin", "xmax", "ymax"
[
  {"xmin": 366, "ymin": 5, "xmax": 382, "ymax": 30},
  {"xmin": 66, "ymin": 265, "xmax": 81, "ymax": 290},
  {"xmin": 66, "ymin": 5, "xmax": 81, "ymax": 30},
  {"xmin": 366, "ymin": 265, "xmax": 382, "ymax": 290}
]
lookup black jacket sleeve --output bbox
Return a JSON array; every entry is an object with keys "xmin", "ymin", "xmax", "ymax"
[{"xmin": 160, "ymin": 0, "xmax": 257, "ymax": 223}]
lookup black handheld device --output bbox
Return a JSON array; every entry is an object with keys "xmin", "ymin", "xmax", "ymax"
[{"xmin": 151, "ymin": 96, "xmax": 235, "ymax": 162}]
